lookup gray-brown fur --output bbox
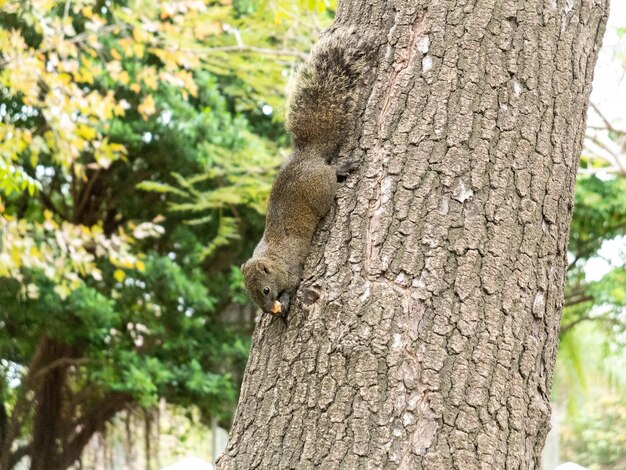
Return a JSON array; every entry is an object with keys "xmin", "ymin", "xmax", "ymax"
[
  {"xmin": 241, "ymin": 29, "xmax": 374, "ymax": 319},
  {"xmin": 286, "ymin": 29, "xmax": 373, "ymax": 150}
]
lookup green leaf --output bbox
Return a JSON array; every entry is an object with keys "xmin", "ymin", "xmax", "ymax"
[{"xmin": 137, "ymin": 181, "xmax": 188, "ymax": 197}]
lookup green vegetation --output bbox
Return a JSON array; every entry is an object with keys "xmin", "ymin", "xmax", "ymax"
[
  {"xmin": 0, "ymin": 0, "xmax": 334, "ymax": 467},
  {"xmin": 554, "ymin": 53, "xmax": 626, "ymax": 467},
  {"xmin": 561, "ymin": 393, "xmax": 626, "ymax": 469}
]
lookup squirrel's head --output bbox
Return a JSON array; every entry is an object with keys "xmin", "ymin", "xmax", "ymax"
[{"xmin": 241, "ymin": 258, "xmax": 286, "ymax": 314}]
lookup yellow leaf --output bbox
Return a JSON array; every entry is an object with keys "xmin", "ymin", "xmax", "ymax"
[
  {"xmin": 75, "ymin": 64, "xmax": 92, "ymax": 84},
  {"xmin": 135, "ymin": 260, "xmax": 145, "ymax": 272},
  {"xmin": 54, "ymin": 284, "xmax": 71, "ymax": 300},
  {"xmin": 30, "ymin": 246, "xmax": 41, "ymax": 259},
  {"xmin": 30, "ymin": 152, "xmax": 39, "ymax": 168},
  {"xmin": 141, "ymin": 67, "xmax": 158, "ymax": 90},
  {"xmin": 132, "ymin": 27, "xmax": 148, "ymax": 43},
  {"xmin": 121, "ymin": 259, "xmax": 134, "ymax": 269},
  {"xmin": 10, "ymin": 248, "xmax": 21, "ymax": 265},
  {"xmin": 113, "ymin": 103, "xmax": 126, "ymax": 117},
  {"xmin": 194, "ymin": 22, "xmax": 221, "ymax": 39},
  {"xmin": 118, "ymin": 70, "xmax": 130, "ymax": 85},
  {"xmin": 274, "ymin": 10, "xmax": 288, "ymax": 25},
  {"xmin": 118, "ymin": 38, "xmax": 133, "ymax": 55},
  {"xmin": 138, "ymin": 95, "xmax": 156, "ymax": 119},
  {"xmin": 113, "ymin": 269, "xmax": 125, "ymax": 283},
  {"xmin": 77, "ymin": 124, "xmax": 97, "ymax": 140},
  {"xmin": 132, "ymin": 43, "xmax": 145, "ymax": 58}
]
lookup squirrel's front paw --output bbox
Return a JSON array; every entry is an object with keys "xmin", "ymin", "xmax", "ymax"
[
  {"xmin": 278, "ymin": 292, "xmax": 291, "ymax": 313},
  {"xmin": 272, "ymin": 292, "xmax": 291, "ymax": 326},
  {"xmin": 336, "ymin": 161, "xmax": 359, "ymax": 179}
]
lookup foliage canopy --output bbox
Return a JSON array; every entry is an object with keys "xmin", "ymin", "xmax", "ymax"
[{"xmin": 0, "ymin": 0, "xmax": 334, "ymax": 467}]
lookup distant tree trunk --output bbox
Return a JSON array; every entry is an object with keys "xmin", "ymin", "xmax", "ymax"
[
  {"xmin": 31, "ymin": 339, "xmax": 66, "ymax": 470},
  {"xmin": 144, "ymin": 407, "xmax": 160, "ymax": 470},
  {"xmin": 0, "ymin": 336, "xmax": 131, "ymax": 470},
  {"xmin": 0, "ymin": 401, "xmax": 7, "ymax": 451},
  {"xmin": 218, "ymin": 0, "xmax": 609, "ymax": 468}
]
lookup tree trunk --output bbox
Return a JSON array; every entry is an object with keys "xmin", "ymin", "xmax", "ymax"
[
  {"xmin": 0, "ymin": 335, "xmax": 131, "ymax": 470},
  {"xmin": 31, "ymin": 339, "xmax": 65, "ymax": 470},
  {"xmin": 218, "ymin": 0, "xmax": 609, "ymax": 468}
]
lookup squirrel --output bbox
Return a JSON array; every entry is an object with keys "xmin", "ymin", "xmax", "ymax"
[{"xmin": 241, "ymin": 28, "xmax": 374, "ymax": 322}]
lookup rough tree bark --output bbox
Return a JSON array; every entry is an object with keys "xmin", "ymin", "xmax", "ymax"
[{"xmin": 218, "ymin": 0, "xmax": 609, "ymax": 468}]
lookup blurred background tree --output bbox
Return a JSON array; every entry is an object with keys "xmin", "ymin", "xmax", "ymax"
[
  {"xmin": 1, "ymin": 0, "xmax": 626, "ymax": 469},
  {"xmin": 0, "ymin": 0, "xmax": 334, "ymax": 468}
]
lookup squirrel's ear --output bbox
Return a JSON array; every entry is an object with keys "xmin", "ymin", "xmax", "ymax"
[
  {"xmin": 241, "ymin": 261, "xmax": 252, "ymax": 276},
  {"xmin": 240, "ymin": 263, "xmax": 245, "ymax": 273},
  {"xmin": 256, "ymin": 260, "xmax": 270, "ymax": 274}
]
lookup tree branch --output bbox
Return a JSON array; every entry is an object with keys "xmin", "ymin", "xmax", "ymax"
[
  {"xmin": 30, "ymin": 358, "xmax": 88, "ymax": 381},
  {"xmin": 39, "ymin": 190, "xmax": 68, "ymax": 220},
  {"xmin": 184, "ymin": 45, "xmax": 308, "ymax": 60},
  {"xmin": 589, "ymin": 102, "xmax": 623, "ymax": 134},
  {"xmin": 63, "ymin": 0, "xmax": 72, "ymax": 25},
  {"xmin": 584, "ymin": 133, "xmax": 626, "ymax": 173},
  {"xmin": 563, "ymin": 294, "xmax": 594, "ymax": 308},
  {"xmin": 74, "ymin": 169, "xmax": 101, "ymax": 223},
  {"xmin": 55, "ymin": 392, "xmax": 132, "ymax": 470},
  {"xmin": 560, "ymin": 314, "xmax": 619, "ymax": 336},
  {"xmin": 0, "ymin": 24, "xmax": 130, "ymax": 68}
]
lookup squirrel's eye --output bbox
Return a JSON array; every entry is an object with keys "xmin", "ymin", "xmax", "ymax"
[{"xmin": 263, "ymin": 287, "xmax": 270, "ymax": 295}]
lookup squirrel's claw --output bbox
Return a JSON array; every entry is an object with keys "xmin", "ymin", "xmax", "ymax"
[{"xmin": 336, "ymin": 161, "xmax": 359, "ymax": 177}]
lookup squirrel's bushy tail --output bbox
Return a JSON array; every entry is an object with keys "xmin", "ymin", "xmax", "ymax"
[{"xmin": 285, "ymin": 29, "xmax": 374, "ymax": 150}]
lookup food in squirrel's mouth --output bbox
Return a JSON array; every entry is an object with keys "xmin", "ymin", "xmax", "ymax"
[{"xmin": 271, "ymin": 301, "xmax": 282, "ymax": 314}]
